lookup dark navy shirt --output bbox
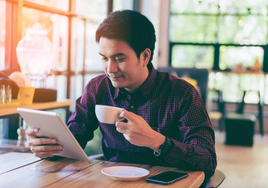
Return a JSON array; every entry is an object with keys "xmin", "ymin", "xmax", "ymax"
[{"xmin": 67, "ymin": 66, "xmax": 217, "ymax": 177}]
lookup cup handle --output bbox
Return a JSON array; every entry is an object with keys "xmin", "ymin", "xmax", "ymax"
[{"xmin": 117, "ymin": 117, "xmax": 128, "ymax": 123}]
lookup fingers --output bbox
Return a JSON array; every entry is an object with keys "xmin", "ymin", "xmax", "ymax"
[
  {"xmin": 30, "ymin": 145, "xmax": 63, "ymax": 159},
  {"xmin": 26, "ymin": 128, "xmax": 39, "ymax": 139},
  {"xmin": 28, "ymin": 137, "xmax": 57, "ymax": 147},
  {"xmin": 31, "ymin": 145, "xmax": 62, "ymax": 153},
  {"xmin": 26, "ymin": 128, "xmax": 62, "ymax": 159},
  {"xmin": 115, "ymin": 121, "xmax": 129, "ymax": 132},
  {"xmin": 32, "ymin": 150, "xmax": 61, "ymax": 159},
  {"xmin": 36, "ymin": 152, "xmax": 55, "ymax": 159},
  {"xmin": 116, "ymin": 126, "xmax": 128, "ymax": 134}
]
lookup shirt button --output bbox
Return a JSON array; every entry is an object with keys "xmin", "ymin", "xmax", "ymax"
[{"xmin": 130, "ymin": 105, "xmax": 134, "ymax": 109}]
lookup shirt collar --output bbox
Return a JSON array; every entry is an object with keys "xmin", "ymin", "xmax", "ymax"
[
  {"xmin": 139, "ymin": 65, "xmax": 157, "ymax": 99},
  {"xmin": 113, "ymin": 65, "xmax": 157, "ymax": 100}
]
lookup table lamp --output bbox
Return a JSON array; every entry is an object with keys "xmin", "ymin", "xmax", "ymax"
[{"xmin": 16, "ymin": 23, "xmax": 57, "ymax": 102}]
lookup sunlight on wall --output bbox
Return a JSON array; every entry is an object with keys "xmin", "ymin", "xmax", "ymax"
[{"xmin": 0, "ymin": 1, "xmax": 6, "ymax": 70}]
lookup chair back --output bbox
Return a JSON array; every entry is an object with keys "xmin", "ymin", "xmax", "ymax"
[
  {"xmin": 209, "ymin": 169, "xmax": 226, "ymax": 188},
  {"xmin": 157, "ymin": 67, "xmax": 209, "ymax": 106}
]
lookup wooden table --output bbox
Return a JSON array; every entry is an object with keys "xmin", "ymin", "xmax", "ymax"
[
  {"xmin": 0, "ymin": 152, "xmax": 205, "ymax": 188},
  {"xmin": 0, "ymin": 99, "xmax": 72, "ymax": 117}
]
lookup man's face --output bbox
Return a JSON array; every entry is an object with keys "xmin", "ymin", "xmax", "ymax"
[{"xmin": 99, "ymin": 37, "xmax": 149, "ymax": 92}]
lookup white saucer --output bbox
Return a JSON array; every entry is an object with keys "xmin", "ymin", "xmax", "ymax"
[{"xmin": 101, "ymin": 166, "xmax": 150, "ymax": 181}]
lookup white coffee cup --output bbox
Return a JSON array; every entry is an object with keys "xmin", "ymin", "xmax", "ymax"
[{"xmin": 95, "ymin": 105, "xmax": 123, "ymax": 124}]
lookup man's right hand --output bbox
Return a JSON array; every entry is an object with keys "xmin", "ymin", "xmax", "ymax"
[{"xmin": 26, "ymin": 128, "xmax": 63, "ymax": 159}]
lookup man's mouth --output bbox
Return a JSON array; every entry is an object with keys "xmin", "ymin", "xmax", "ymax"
[
  {"xmin": 111, "ymin": 76, "xmax": 122, "ymax": 78},
  {"xmin": 109, "ymin": 75, "xmax": 123, "ymax": 80}
]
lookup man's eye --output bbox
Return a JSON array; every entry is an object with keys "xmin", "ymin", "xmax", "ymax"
[
  {"xmin": 102, "ymin": 57, "xmax": 108, "ymax": 61},
  {"xmin": 115, "ymin": 58, "xmax": 125, "ymax": 62}
]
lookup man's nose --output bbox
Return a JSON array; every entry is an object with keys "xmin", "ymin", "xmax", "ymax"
[{"xmin": 107, "ymin": 60, "xmax": 118, "ymax": 73}]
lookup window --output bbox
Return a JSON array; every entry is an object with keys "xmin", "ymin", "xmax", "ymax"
[
  {"xmin": 69, "ymin": 0, "xmax": 107, "ymax": 113},
  {"xmin": 75, "ymin": 0, "xmax": 107, "ymax": 21},
  {"xmin": 25, "ymin": 0, "xmax": 69, "ymax": 11},
  {"xmin": 219, "ymin": 15, "xmax": 267, "ymax": 45},
  {"xmin": 171, "ymin": 45, "xmax": 214, "ymax": 68},
  {"xmin": 22, "ymin": 8, "xmax": 69, "ymax": 72},
  {"xmin": 113, "ymin": 0, "xmax": 133, "ymax": 11},
  {"xmin": 1, "ymin": 0, "xmax": 107, "ymax": 102},
  {"xmin": 169, "ymin": 0, "xmax": 268, "ymax": 104},
  {"xmin": 219, "ymin": 46, "xmax": 263, "ymax": 70},
  {"xmin": 208, "ymin": 72, "xmax": 264, "ymax": 103},
  {"xmin": 169, "ymin": 15, "xmax": 217, "ymax": 44}
]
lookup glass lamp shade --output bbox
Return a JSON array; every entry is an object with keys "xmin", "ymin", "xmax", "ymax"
[{"xmin": 16, "ymin": 23, "xmax": 54, "ymax": 87}]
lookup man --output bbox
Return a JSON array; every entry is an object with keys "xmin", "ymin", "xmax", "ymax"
[{"xmin": 26, "ymin": 10, "xmax": 216, "ymax": 178}]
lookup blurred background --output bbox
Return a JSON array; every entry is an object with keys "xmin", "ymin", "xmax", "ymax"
[{"xmin": 0, "ymin": 1, "xmax": 268, "ymax": 187}]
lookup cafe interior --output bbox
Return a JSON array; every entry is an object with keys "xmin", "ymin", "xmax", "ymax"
[{"xmin": 0, "ymin": 0, "xmax": 268, "ymax": 187}]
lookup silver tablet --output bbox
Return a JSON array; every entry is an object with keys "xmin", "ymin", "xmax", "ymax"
[{"xmin": 17, "ymin": 108, "xmax": 89, "ymax": 162}]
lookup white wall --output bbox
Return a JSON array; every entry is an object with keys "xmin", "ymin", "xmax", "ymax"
[
  {"xmin": 141, "ymin": 0, "xmax": 170, "ymax": 68},
  {"xmin": 157, "ymin": 0, "xmax": 170, "ymax": 68}
]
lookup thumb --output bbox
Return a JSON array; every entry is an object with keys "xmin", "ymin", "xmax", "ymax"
[
  {"xmin": 119, "ymin": 109, "xmax": 136, "ymax": 122},
  {"xmin": 26, "ymin": 128, "xmax": 38, "ymax": 138}
]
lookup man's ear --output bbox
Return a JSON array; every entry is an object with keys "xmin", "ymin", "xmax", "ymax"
[{"xmin": 141, "ymin": 48, "xmax": 151, "ymax": 67}]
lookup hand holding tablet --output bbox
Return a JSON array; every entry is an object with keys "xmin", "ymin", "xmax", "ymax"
[
  {"xmin": 18, "ymin": 108, "xmax": 89, "ymax": 161},
  {"xmin": 26, "ymin": 127, "xmax": 62, "ymax": 159}
]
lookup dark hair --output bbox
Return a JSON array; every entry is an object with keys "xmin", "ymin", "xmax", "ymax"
[{"xmin": 95, "ymin": 10, "xmax": 156, "ymax": 68}]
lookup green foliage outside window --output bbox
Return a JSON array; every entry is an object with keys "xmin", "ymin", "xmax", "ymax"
[
  {"xmin": 84, "ymin": 128, "xmax": 103, "ymax": 156},
  {"xmin": 170, "ymin": 0, "xmax": 268, "ymax": 104},
  {"xmin": 170, "ymin": 15, "xmax": 217, "ymax": 43},
  {"xmin": 170, "ymin": 0, "xmax": 218, "ymax": 14},
  {"xmin": 171, "ymin": 45, "xmax": 214, "ymax": 69},
  {"xmin": 219, "ymin": 46, "xmax": 263, "ymax": 70},
  {"xmin": 208, "ymin": 72, "xmax": 264, "ymax": 103},
  {"xmin": 219, "ymin": 15, "xmax": 267, "ymax": 45}
]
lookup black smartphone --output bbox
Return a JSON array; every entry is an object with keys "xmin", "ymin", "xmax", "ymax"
[{"xmin": 146, "ymin": 171, "xmax": 189, "ymax": 185}]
